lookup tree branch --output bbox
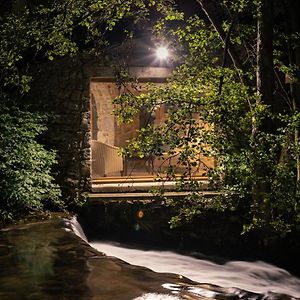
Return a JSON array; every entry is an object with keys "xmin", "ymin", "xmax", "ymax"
[{"xmin": 195, "ymin": 0, "xmax": 246, "ymax": 84}]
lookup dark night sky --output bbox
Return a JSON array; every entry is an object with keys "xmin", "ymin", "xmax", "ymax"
[
  {"xmin": 104, "ymin": 0, "xmax": 205, "ymax": 66},
  {"xmin": 108, "ymin": 0, "xmax": 204, "ymax": 44},
  {"xmin": 176, "ymin": 0, "xmax": 203, "ymax": 16}
]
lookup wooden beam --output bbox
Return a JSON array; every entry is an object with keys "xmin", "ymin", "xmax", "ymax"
[
  {"xmin": 88, "ymin": 191, "xmax": 222, "ymax": 202},
  {"xmin": 90, "ymin": 77, "xmax": 168, "ymax": 83},
  {"xmin": 92, "ymin": 175, "xmax": 209, "ymax": 183}
]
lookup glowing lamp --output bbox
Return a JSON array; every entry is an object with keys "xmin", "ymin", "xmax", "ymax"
[{"xmin": 156, "ymin": 46, "xmax": 169, "ymax": 60}]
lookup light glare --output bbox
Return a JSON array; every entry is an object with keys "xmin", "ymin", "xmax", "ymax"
[{"xmin": 156, "ymin": 46, "xmax": 169, "ymax": 59}]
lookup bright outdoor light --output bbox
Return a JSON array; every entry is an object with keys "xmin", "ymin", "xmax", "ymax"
[{"xmin": 156, "ymin": 46, "xmax": 169, "ymax": 60}]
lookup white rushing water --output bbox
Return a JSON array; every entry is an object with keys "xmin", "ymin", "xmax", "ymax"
[
  {"xmin": 68, "ymin": 217, "xmax": 300, "ymax": 299},
  {"xmin": 68, "ymin": 216, "xmax": 88, "ymax": 242},
  {"xmin": 90, "ymin": 241, "xmax": 300, "ymax": 298}
]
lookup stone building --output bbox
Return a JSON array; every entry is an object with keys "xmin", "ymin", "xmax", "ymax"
[{"xmin": 29, "ymin": 49, "xmax": 214, "ymax": 202}]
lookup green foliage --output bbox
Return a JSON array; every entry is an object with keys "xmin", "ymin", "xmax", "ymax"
[
  {"xmin": 114, "ymin": 7, "xmax": 300, "ymax": 236},
  {"xmin": 0, "ymin": 105, "xmax": 62, "ymax": 221},
  {"xmin": 0, "ymin": 0, "xmax": 176, "ymax": 96},
  {"xmin": 0, "ymin": 0, "xmax": 177, "ymax": 220}
]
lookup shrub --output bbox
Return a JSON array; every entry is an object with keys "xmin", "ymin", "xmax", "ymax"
[{"xmin": 0, "ymin": 105, "xmax": 62, "ymax": 221}]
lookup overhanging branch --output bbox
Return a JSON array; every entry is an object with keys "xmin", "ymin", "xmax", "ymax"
[{"xmin": 195, "ymin": 0, "xmax": 246, "ymax": 83}]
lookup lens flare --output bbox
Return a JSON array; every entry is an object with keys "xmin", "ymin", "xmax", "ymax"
[
  {"xmin": 137, "ymin": 210, "xmax": 144, "ymax": 218},
  {"xmin": 156, "ymin": 46, "xmax": 169, "ymax": 60}
]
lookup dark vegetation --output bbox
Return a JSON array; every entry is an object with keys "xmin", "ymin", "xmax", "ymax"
[
  {"xmin": 114, "ymin": 0, "xmax": 300, "ymax": 238},
  {"xmin": 0, "ymin": 0, "xmax": 173, "ymax": 222},
  {"xmin": 79, "ymin": 201, "xmax": 300, "ymax": 276}
]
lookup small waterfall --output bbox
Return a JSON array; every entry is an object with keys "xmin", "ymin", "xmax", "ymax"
[{"xmin": 65, "ymin": 216, "xmax": 88, "ymax": 243}]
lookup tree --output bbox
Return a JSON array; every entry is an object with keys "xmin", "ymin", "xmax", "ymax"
[
  {"xmin": 114, "ymin": 0, "xmax": 300, "ymax": 236},
  {"xmin": 0, "ymin": 0, "xmax": 176, "ymax": 221}
]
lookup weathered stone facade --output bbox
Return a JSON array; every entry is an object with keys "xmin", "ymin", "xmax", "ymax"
[
  {"xmin": 29, "ymin": 56, "xmax": 96, "ymax": 202},
  {"xmin": 29, "ymin": 55, "xmax": 171, "ymax": 202}
]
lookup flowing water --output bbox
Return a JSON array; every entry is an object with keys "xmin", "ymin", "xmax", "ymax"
[
  {"xmin": 1, "ymin": 216, "xmax": 299, "ymax": 299},
  {"xmin": 90, "ymin": 241, "xmax": 300, "ymax": 299}
]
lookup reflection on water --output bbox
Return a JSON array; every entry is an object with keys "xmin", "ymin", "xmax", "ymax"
[
  {"xmin": 134, "ymin": 293, "xmax": 181, "ymax": 300},
  {"xmin": 90, "ymin": 241, "xmax": 300, "ymax": 298},
  {"xmin": 0, "ymin": 218, "xmax": 233, "ymax": 300},
  {"xmin": 0, "ymin": 220, "xmax": 91, "ymax": 300}
]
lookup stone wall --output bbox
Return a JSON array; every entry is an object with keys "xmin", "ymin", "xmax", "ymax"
[
  {"xmin": 29, "ymin": 56, "xmax": 171, "ymax": 202},
  {"xmin": 29, "ymin": 56, "xmax": 94, "ymax": 202},
  {"xmin": 90, "ymin": 81, "xmax": 119, "ymax": 145}
]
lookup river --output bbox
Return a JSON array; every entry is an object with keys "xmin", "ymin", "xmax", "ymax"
[
  {"xmin": 0, "ymin": 216, "xmax": 299, "ymax": 299},
  {"xmin": 72, "ymin": 215, "xmax": 300, "ymax": 299},
  {"xmin": 90, "ymin": 240, "xmax": 300, "ymax": 298}
]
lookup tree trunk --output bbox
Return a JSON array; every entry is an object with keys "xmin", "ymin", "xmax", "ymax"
[
  {"xmin": 252, "ymin": 0, "xmax": 274, "ymax": 210},
  {"xmin": 12, "ymin": 0, "xmax": 26, "ymax": 15},
  {"xmin": 286, "ymin": 0, "xmax": 300, "ymax": 181},
  {"xmin": 256, "ymin": 0, "xmax": 274, "ymax": 109}
]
